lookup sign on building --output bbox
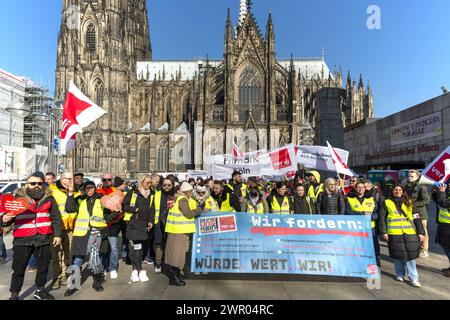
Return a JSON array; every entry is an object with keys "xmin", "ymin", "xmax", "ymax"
[{"xmin": 391, "ymin": 111, "xmax": 443, "ymax": 145}]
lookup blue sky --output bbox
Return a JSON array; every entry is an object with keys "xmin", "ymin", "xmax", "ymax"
[{"xmin": 1, "ymin": 0, "xmax": 449, "ymax": 117}]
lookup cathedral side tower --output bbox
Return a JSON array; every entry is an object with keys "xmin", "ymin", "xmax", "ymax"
[{"xmin": 55, "ymin": 0, "xmax": 152, "ymax": 175}]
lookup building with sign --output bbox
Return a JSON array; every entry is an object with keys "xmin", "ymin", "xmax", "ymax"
[{"xmin": 344, "ymin": 92, "xmax": 450, "ymax": 172}]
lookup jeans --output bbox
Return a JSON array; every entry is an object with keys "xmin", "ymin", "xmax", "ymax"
[
  {"xmin": 441, "ymin": 246, "xmax": 450, "ymax": 264},
  {"xmin": 393, "ymin": 259, "xmax": 419, "ymax": 282},
  {"xmin": 0, "ymin": 234, "xmax": 7, "ymax": 258},
  {"xmin": 143, "ymin": 229, "xmax": 156, "ymax": 262},
  {"xmin": 72, "ymin": 256, "xmax": 84, "ymax": 269},
  {"xmin": 28, "ymin": 254, "xmax": 38, "ymax": 268},
  {"xmin": 107, "ymin": 236, "xmax": 119, "ymax": 272}
]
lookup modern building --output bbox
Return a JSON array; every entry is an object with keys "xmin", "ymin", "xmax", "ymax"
[
  {"xmin": 55, "ymin": 0, "xmax": 374, "ymax": 177},
  {"xmin": 344, "ymin": 92, "xmax": 450, "ymax": 173}
]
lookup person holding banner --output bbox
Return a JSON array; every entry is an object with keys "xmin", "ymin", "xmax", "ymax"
[
  {"xmin": 165, "ymin": 182, "xmax": 202, "ymax": 286},
  {"xmin": 316, "ymin": 178, "xmax": 345, "ymax": 215},
  {"xmin": 122, "ymin": 175, "xmax": 154, "ymax": 283},
  {"xmin": 436, "ymin": 183, "xmax": 450, "ymax": 277},
  {"xmin": 2, "ymin": 173, "xmax": 63, "ymax": 300},
  {"xmin": 211, "ymin": 181, "xmax": 241, "ymax": 213},
  {"xmin": 345, "ymin": 182, "xmax": 380, "ymax": 266},
  {"xmin": 268, "ymin": 182, "xmax": 293, "ymax": 215},
  {"xmin": 292, "ymin": 185, "xmax": 315, "ymax": 214},
  {"xmin": 379, "ymin": 184, "xmax": 425, "ymax": 287},
  {"xmin": 64, "ymin": 181, "xmax": 120, "ymax": 297},
  {"xmin": 226, "ymin": 170, "xmax": 248, "ymax": 203},
  {"xmin": 242, "ymin": 186, "xmax": 269, "ymax": 214}
]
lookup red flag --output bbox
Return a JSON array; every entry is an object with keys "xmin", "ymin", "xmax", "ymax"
[
  {"xmin": 60, "ymin": 81, "xmax": 106, "ymax": 155},
  {"xmin": 422, "ymin": 146, "xmax": 450, "ymax": 183},
  {"xmin": 232, "ymin": 141, "xmax": 244, "ymax": 158}
]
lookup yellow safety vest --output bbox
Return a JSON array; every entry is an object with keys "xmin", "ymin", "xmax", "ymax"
[
  {"xmin": 204, "ymin": 196, "xmax": 215, "ymax": 212},
  {"xmin": 385, "ymin": 199, "xmax": 416, "ymax": 235},
  {"xmin": 214, "ymin": 193, "xmax": 236, "ymax": 213},
  {"xmin": 347, "ymin": 196, "xmax": 376, "ymax": 228},
  {"xmin": 438, "ymin": 195, "xmax": 450, "ymax": 224},
  {"xmin": 246, "ymin": 201, "xmax": 265, "ymax": 214},
  {"xmin": 271, "ymin": 196, "xmax": 291, "ymax": 215},
  {"xmin": 153, "ymin": 191, "xmax": 161, "ymax": 224},
  {"xmin": 73, "ymin": 198, "xmax": 107, "ymax": 237},
  {"xmin": 227, "ymin": 183, "xmax": 247, "ymax": 198},
  {"xmin": 123, "ymin": 191, "xmax": 154, "ymax": 222},
  {"xmin": 307, "ymin": 184, "xmax": 324, "ymax": 203},
  {"xmin": 165, "ymin": 195, "xmax": 198, "ymax": 234},
  {"xmin": 51, "ymin": 187, "xmax": 81, "ymax": 231}
]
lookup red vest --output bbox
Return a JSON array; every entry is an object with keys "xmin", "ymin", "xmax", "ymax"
[
  {"xmin": 13, "ymin": 200, "xmax": 53, "ymax": 238},
  {"xmin": 0, "ymin": 195, "xmax": 4, "ymax": 235}
]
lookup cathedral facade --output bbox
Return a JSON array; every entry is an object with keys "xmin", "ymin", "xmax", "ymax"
[{"xmin": 55, "ymin": 0, "xmax": 373, "ymax": 177}]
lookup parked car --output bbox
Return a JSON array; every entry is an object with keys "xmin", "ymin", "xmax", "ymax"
[{"xmin": 0, "ymin": 181, "xmax": 27, "ymax": 194}]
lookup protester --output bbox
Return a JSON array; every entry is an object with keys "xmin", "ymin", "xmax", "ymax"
[
  {"xmin": 64, "ymin": 181, "xmax": 120, "ymax": 296},
  {"xmin": 2, "ymin": 172, "xmax": 62, "ymax": 300},
  {"xmin": 45, "ymin": 172, "xmax": 56, "ymax": 188},
  {"xmin": 364, "ymin": 180, "xmax": 384, "ymax": 204},
  {"xmin": 122, "ymin": 175, "xmax": 154, "ymax": 283},
  {"xmin": 211, "ymin": 180, "xmax": 241, "ymax": 212},
  {"xmin": 114, "ymin": 176, "xmax": 131, "ymax": 266},
  {"xmin": 188, "ymin": 178, "xmax": 196, "ymax": 188},
  {"xmin": 50, "ymin": 171, "xmax": 81, "ymax": 290},
  {"xmin": 378, "ymin": 184, "xmax": 425, "ymax": 287},
  {"xmin": 343, "ymin": 176, "xmax": 359, "ymax": 194},
  {"xmin": 242, "ymin": 186, "xmax": 269, "ymax": 214},
  {"xmin": 404, "ymin": 170, "xmax": 431, "ymax": 258},
  {"xmin": 165, "ymin": 182, "xmax": 202, "ymax": 286},
  {"xmin": 150, "ymin": 178, "xmax": 177, "ymax": 273},
  {"xmin": 305, "ymin": 171, "xmax": 324, "ymax": 204},
  {"xmin": 316, "ymin": 178, "xmax": 345, "ymax": 215},
  {"xmin": 345, "ymin": 182, "xmax": 380, "ymax": 266},
  {"xmin": 436, "ymin": 182, "xmax": 450, "ymax": 277},
  {"xmin": 195, "ymin": 185, "xmax": 216, "ymax": 212},
  {"xmin": 267, "ymin": 182, "xmax": 293, "ymax": 214},
  {"xmin": 0, "ymin": 194, "xmax": 8, "ymax": 264},
  {"xmin": 74, "ymin": 173, "xmax": 85, "ymax": 194},
  {"xmin": 226, "ymin": 170, "xmax": 247, "ymax": 202},
  {"xmin": 292, "ymin": 184, "xmax": 315, "ymax": 214}
]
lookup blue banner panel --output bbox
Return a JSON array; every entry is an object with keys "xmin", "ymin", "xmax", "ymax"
[{"xmin": 191, "ymin": 213, "xmax": 378, "ymax": 279}]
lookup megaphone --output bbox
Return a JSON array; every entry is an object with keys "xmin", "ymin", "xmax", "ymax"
[{"xmin": 418, "ymin": 175, "xmax": 439, "ymax": 186}]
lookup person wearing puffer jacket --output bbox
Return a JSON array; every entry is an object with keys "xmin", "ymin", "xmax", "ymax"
[
  {"xmin": 315, "ymin": 178, "xmax": 345, "ymax": 215},
  {"xmin": 379, "ymin": 184, "xmax": 425, "ymax": 288}
]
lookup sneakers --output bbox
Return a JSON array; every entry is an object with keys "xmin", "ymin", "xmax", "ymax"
[
  {"xmin": 110, "ymin": 270, "xmax": 118, "ymax": 280},
  {"xmin": 64, "ymin": 288, "xmax": 78, "ymax": 297},
  {"xmin": 419, "ymin": 251, "xmax": 429, "ymax": 258},
  {"xmin": 143, "ymin": 259, "xmax": 154, "ymax": 265},
  {"xmin": 130, "ymin": 270, "xmax": 140, "ymax": 283},
  {"xmin": 34, "ymin": 289, "xmax": 55, "ymax": 300},
  {"xmin": 154, "ymin": 264, "xmax": 162, "ymax": 274},
  {"xmin": 395, "ymin": 276, "xmax": 405, "ymax": 282},
  {"xmin": 410, "ymin": 280, "xmax": 422, "ymax": 288},
  {"xmin": 139, "ymin": 270, "xmax": 149, "ymax": 282}
]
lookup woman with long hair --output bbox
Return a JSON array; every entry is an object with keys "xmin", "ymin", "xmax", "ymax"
[{"xmin": 379, "ymin": 184, "xmax": 425, "ymax": 287}]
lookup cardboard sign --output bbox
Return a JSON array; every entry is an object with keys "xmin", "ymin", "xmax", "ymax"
[
  {"xmin": 101, "ymin": 190, "xmax": 124, "ymax": 211},
  {"xmin": 2, "ymin": 194, "xmax": 29, "ymax": 216}
]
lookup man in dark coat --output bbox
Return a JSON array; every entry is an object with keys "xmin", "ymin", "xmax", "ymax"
[{"xmin": 436, "ymin": 182, "xmax": 450, "ymax": 276}]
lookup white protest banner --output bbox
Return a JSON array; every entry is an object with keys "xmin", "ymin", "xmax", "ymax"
[
  {"xmin": 209, "ymin": 150, "xmax": 268, "ymax": 180},
  {"xmin": 422, "ymin": 145, "xmax": 450, "ymax": 183},
  {"xmin": 259, "ymin": 145, "xmax": 298, "ymax": 177},
  {"xmin": 188, "ymin": 170, "xmax": 209, "ymax": 180},
  {"xmin": 295, "ymin": 145, "xmax": 349, "ymax": 172}
]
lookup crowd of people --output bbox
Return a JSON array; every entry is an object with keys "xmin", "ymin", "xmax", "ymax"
[{"xmin": 1, "ymin": 168, "xmax": 450, "ymax": 300}]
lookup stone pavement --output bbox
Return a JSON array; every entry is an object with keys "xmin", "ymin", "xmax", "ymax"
[{"xmin": 1, "ymin": 204, "xmax": 450, "ymax": 300}]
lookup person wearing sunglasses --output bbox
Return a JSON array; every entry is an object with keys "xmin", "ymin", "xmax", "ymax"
[
  {"xmin": 194, "ymin": 184, "xmax": 216, "ymax": 212},
  {"xmin": 2, "ymin": 172, "xmax": 63, "ymax": 300}
]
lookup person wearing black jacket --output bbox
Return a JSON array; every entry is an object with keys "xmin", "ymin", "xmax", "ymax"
[
  {"xmin": 211, "ymin": 181, "xmax": 241, "ymax": 212},
  {"xmin": 292, "ymin": 184, "xmax": 315, "ymax": 214},
  {"xmin": 436, "ymin": 182, "xmax": 450, "ymax": 277},
  {"xmin": 122, "ymin": 175, "xmax": 155, "ymax": 282},
  {"xmin": 2, "ymin": 173, "xmax": 62, "ymax": 300},
  {"xmin": 315, "ymin": 178, "xmax": 345, "ymax": 215},
  {"xmin": 63, "ymin": 181, "xmax": 120, "ymax": 297},
  {"xmin": 379, "ymin": 184, "xmax": 425, "ymax": 287}
]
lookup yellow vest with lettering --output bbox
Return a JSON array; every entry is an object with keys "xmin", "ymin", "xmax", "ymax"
[
  {"xmin": 204, "ymin": 196, "xmax": 215, "ymax": 212},
  {"xmin": 214, "ymin": 193, "xmax": 236, "ymax": 213},
  {"xmin": 246, "ymin": 201, "xmax": 265, "ymax": 214},
  {"xmin": 73, "ymin": 198, "xmax": 107, "ymax": 237},
  {"xmin": 271, "ymin": 196, "xmax": 291, "ymax": 215},
  {"xmin": 51, "ymin": 187, "xmax": 81, "ymax": 231},
  {"xmin": 385, "ymin": 199, "xmax": 416, "ymax": 235},
  {"xmin": 438, "ymin": 195, "xmax": 450, "ymax": 224},
  {"xmin": 165, "ymin": 195, "xmax": 198, "ymax": 234},
  {"xmin": 347, "ymin": 196, "xmax": 376, "ymax": 228}
]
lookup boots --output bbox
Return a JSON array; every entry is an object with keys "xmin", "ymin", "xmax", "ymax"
[
  {"xmin": 169, "ymin": 266, "xmax": 185, "ymax": 286},
  {"xmin": 92, "ymin": 274, "xmax": 104, "ymax": 292},
  {"xmin": 177, "ymin": 268, "xmax": 185, "ymax": 281}
]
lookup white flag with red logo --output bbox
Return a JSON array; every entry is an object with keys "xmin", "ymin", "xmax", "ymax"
[
  {"xmin": 422, "ymin": 145, "xmax": 450, "ymax": 183},
  {"xmin": 232, "ymin": 141, "xmax": 245, "ymax": 158},
  {"xmin": 326, "ymin": 141, "xmax": 357, "ymax": 177},
  {"xmin": 60, "ymin": 81, "xmax": 106, "ymax": 155}
]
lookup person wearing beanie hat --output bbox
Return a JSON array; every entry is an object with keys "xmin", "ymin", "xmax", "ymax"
[
  {"xmin": 73, "ymin": 173, "xmax": 84, "ymax": 195},
  {"xmin": 164, "ymin": 181, "xmax": 202, "ymax": 286},
  {"xmin": 113, "ymin": 176, "xmax": 127, "ymax": 191}
]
